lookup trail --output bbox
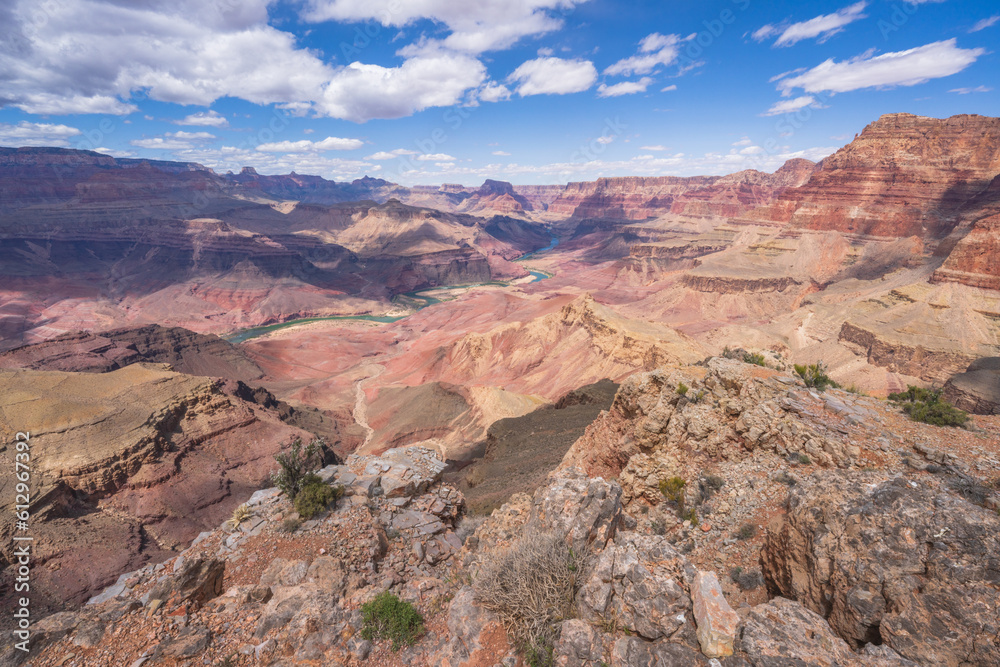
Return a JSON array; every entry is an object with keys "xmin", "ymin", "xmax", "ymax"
[{"xmin": 353, "ymin": 363, "xmax": 385, "ymax": 449}]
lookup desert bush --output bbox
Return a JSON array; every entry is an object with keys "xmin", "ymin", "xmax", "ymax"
[
  {"xmin": 473, "ymin": 531, "xmax": 579, "ymax": 663},
  {"xmin": 361, "ymin": 592, "xmax": 425, "ymax": 651},
  {"xmin": 845, "ymin": 384, "xmax": 868, "ymax": 396},
  {"xmin": 271, "ymin": 437, "xmax": 325, "ymax": 500},
  {"xmin": 735, "ymin": 523, "xmax": 757, "ymax": 541},
  {"xmin": 676, "ymin": 381, "xmax": 690, "ymax": 396},
  {"xmin": 659, "ymin": 476, "xmax": 687, "ymax": 517},
  {"xmin": 293, "ymin": 475, "xmax": 343, "ymax": 519},
  {"xmin": 793, "ymin": 362, "xmax": 838, "ymax": 392},
  {"xmin": 888, "ymin": 386, "xmax": 968, "ymax": 427},
  {"xmin": 743, "ymin": 351, "xmax": 767, "ymax": 367},
  {"xmin": 797, "ymin": 453, "xmax": 811, "ymax": 465},
  {"xmin": 280, "ymin": 516, "xmax": 301, "ymax": 534},
  {"xmin": 699, "ymin": 474, "xmax": 724, "ymax": 502},
  {"xmin": 730, "ymin": 567, "xmax": 765, "ymax": 591},
  {"xmin": 227, "ymin": 503, "xmax": 252, "ymax": 530},
  {"xmin": 949, "ymin": 477, "xmax": 992, "ymax": 506},
  {"xmin": 722, "ymin": 346, "xmax": 738, "ymax": 359}
]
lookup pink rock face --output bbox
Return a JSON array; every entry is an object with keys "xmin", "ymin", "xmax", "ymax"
[
  {"xmin": 933, "ymin": 213, "xmax": 1000, "ymax": 289},
  {"xmin": 757, "ymin": 113, "xmax": 1000, "ymax": 239},
  {"xmin": 691, "ymin": 570, "xmax": 740, "ymax": 658}
]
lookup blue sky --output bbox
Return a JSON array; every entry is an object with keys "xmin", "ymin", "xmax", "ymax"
[{"xmin": 0, "ymin": 0, "xmax": 996, "ymax": 185}]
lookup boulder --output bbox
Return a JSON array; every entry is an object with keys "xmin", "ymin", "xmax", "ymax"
[
  {"xmin": 761, "ymin": 473, "xmax": 1000, "ymax": 666},
  {"xmin": 577, "ymin": 532, "xmax": 692, "ymax": 641},
  {"xmin": 691, "ymin": 570, "xmax": 739, "ymax": 658},
  {"xmin": 553, "ymin": 619, "xmax": 605, "ymax": 667},
  {"xmin": 943, "ymin": 356, "xmax": 1000, "ymax": 415},
  {"xmin": 526, "ymin": 467, "xmax": 624, "ymax": 553},
  {"xmin": 147, "ymin": 558, "xmax": 225, "ymax": 608}
]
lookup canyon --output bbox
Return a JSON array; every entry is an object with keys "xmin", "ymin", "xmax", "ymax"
[{"xmin": 1, "ymin": 112, "xmax": 999, "ymax": 666}]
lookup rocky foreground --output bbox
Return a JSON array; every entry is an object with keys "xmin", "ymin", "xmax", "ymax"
[{"xmin": 6, "ymin": 358, "xmax": 998, "ymax": 667}]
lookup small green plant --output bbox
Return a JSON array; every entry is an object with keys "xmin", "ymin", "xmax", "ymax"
[
  {"xmin": 280, "ymin": 516, "xmax": 301, "ymax": 533},
  {"xmin": 699, "ymin": 474, "xmax": 724, "ymax": 502},
  {"xmin": 676, "ymin": 381, "xmax": 690, "ymax": 396},
  {"xmin": 659, "ymin": 476, "xmax": 687, "ymax": 517},
  {"xmin": 293, "ymin": 476, "xmax": 343, "ymax": 519},
  {"xmin": 649, "ymin": 517, "xmax": 667, "ymax": 535},
  {"xmin": 798, "ymin": 453, "xmax": 811, "ymax": 465},
  {"xmin": 845, "ymin": 384, "xmax": 868, "ymax": 396},
  {"xmin": 735, "ymin": 523, "xmax": 757, "ymax": 541},
  {"xmin": 722, "ymin": 346, "xmax": 739, "ymax": 360},
  {"xmin": 683, "ymin": 508, "xmax": 698, "ymax": 527},
  {"xmin": 227, "ymin": 503, "xmax": 253, "ymax": 530},
  {"xmin": 271, "ymin": 437, "xmax": 325, "ymax": 500},
  {"xmin": 743, "ymin": 351, "xmax": 767, "ymax": 367},
  {"xmin": 794, "ymin": 362, "xmax": 838, "ymax": 392},
  {"xmin": 361, "ymin": 592, "xmax": 425, "ymax": 651},
  {"xmin": 888, "ymin": 386, "xmax": 968, "ymax": 428}
]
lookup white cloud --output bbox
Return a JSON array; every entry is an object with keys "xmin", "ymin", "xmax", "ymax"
[
  {"xmin": 775, "ymin": 40, "xmax": 985, "ymax": 96},
  {"xmin": 176, "ymin": 111, "xmax": 229, "ymax": 127},
  {"xmin": 509, "ymin": 57, "xmax": 597, "ymax": 96},
  {"xmin": 605, "ymin": 33, "xmax": 682, "ymax": 76},
  {"xmin": 130, "ymin": 131, "xmax": 216, "ymax": 150},
  {"xmin": 0, "ymin": 121, "xmax": 81, "ymax": 147},
  {"xmin": 173, "ymin": 144, "xmax": 376, "ymax": 180},
  {"xmin": 640, "ymin": 145, "xmax": 668, "ymax": 151},
  {"xmin": 171, "ymin": 131, "xmax": 216, "ymax": 140},
  {"xmin": 732, "ymin": 137, "xmax": 752, "ymax": 146},
  {"xmin": 367, "ymin": 148, "xmax": 419, "ymax": 160},
  {"xmin": 661, "ymin": 84, "xmax": 677, "ymax": 92},
  {"xmin": 763, "ymin": 95, "xmax": 818, "ymax": 116},
  {"xmin": 319, "ymin": 53, "xmax": 487, "ymax": 122},
  {"xmin": 478, "ymin": 81, "xmax": 512, "ymax": 103},
  {"xmin": 756, "ymin": 2, "xmax": 868, "ymax": 47},
  {"xmin": 303, "ymin": 0, "xmax": 588, "ymax": 54},
  {"xmin": 492, "ymin": 150, "xmax": 511, "ymax": 156},
  {"xmin": 417, "ymin": 153, "xmax": 456, "ymax": 161},
  {"xmin": 595, "ymin": 136, "xmax": 615, "ymax": 145},
  {"xmin": 949, "ymin": 85, "xmax": 992, "ymax": 94},
  {"xmin": 0, "ymin": 1, "xmax": 491, "ymax": 123},
  {"xmin": 970, "ymin": 15, "xmax": 999, "ymax": 32},
  {"xmin": 256, "ymin": 136, "xmax": 365, "ymax": 152},
  {"xmin": 537, "ymin": 47, "xmax": 554, "ymax": 56},
  {"xmin": 597, "ymin": 77, "xmax": 653, "ymax": 97}
]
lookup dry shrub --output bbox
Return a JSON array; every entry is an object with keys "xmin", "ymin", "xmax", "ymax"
[{"xmin": 472, "ymin": 531, "xmax": 579, "ymax": 661}]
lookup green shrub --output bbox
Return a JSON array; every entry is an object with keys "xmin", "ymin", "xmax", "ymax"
[
  {"xmin": 472, "ymin": 531, "xmax": 579, "ymax": 664},
  {"xmin": 361, "ymin": 592, "xmax": 425, "ymax": 651},
  {"xmin": 845, "ymin": 384, "xmax": 868, "ymax": 396},
  {"xmin": 793, "ymin": 362, "xmax": 838, "ymax": 392},
  {"xmin": 676, "ymin": 381, "xmax": 689, "ymax": 396},
  {"xmin": 721, "ymin": 346, "xmax": 739, "ymax": 360},
  {"xmin": 888, "ymin": 386, "xmax": 968, "ymax": 427},
  {"xmin": 743, "ymin": 352, "xmax": 767, "ymax": 367},
  {"xmin": 271, "ymin": 437, "xmax": 325, "ymax": 500},
  {"xmin": 730, "ymin": 567, "xmax": 764, "ymax": 591},
  {"xmin": 798, "ymin": 453, "xmax": 811, "ymax": 465},
  {"xmin": 659, "ymin": 476, "xmax": 687, "ymax": 517},
  {"xmin": 280, "ymin": 516, "xmax": 301, "ymax": 534},
  {"xmin": 293, "ymin": 476, "xmax": 343, "ymax": 519}
]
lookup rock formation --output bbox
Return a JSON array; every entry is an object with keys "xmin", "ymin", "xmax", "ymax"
[{"xmin": 943, "ymin": 356, "xmax": 1000, "ymax": 415}]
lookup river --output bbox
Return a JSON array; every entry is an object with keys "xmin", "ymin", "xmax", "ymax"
[{"xmin": 224, "ymin": 237, "xmax": 558, "ymax": 344}]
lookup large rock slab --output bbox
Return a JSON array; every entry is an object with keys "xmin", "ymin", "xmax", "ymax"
[
  {"xmin": 943, "ymin": 356, "xmax": 1000, "ymax": 415},
  {"xmin": 761, "ymin": 472, "xmax": 1000, "ymax": 666},
  {"xmin": 691, "ymin": 570, "xmax": 739, "ymax": 658}
]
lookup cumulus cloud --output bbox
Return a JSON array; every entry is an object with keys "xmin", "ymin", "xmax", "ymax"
[
  {"xmin": 640, "ymin": 145, "xmax": 668, "ymax": 151},
  {"xmin": 417, "ymin": 153, "xmax": 456, "ymax": 161},
  {"xmin": 367, "ymin": 148, "xmax": 419, "ymax": 160},
  {"xmin": 0, "ymin": 0, "xmax": 495, "ymax": 123},
  {"xmin": 755, "ymin": 2, "xmax": 868, "ymax": 47},
  {"xmin": 176, "ymin": 111, "xmax": 229, "ymax": 127},
  {"xmin": 319, "ymin": 53, "xmax": 486, "ymax": 122},
  {"xmin": 732, "ymin": 137, "xmax": 753, "ymax": 146},
  {"xmin": 0, "ymin": 121, "xmax": 82, "ymax": 147},
  {"xmin": 508, "ymin": 57, "xmax": 597, "ymax": 96},
  {"xmin": 775, "ymin": 40, "xmax": 985, "ymax": 96},
  {"xmin": 604, "ymin": 33, "xmax": 682, "ymax": 76},
  {"xmin": 130, "ymin": 131, "xmax": 217, "ymax": 150},
  {"xmin": 763, "ymin": 95, "xmax": 818, "ymax": 116},
  {"xmin": 597, "ymin": 77, "xmax": 653, "ymax": 97},
  {"xmin": 256, "ymin": 137, "xmax": 365, "ymax": 152},
  {"xmin": 302, "ymin": 0, "xmax": 588, "ymax": 54},
  {"xmin": 969, "ymin": 15, "xmax": 999, "ymax": 32},
  {"xmin": 492, "ymin": 150, "xmax": 512, "ymax": 156},
  {"xmin": 478, "ymin": 81, "xmax": 512, "ymax": 103}
]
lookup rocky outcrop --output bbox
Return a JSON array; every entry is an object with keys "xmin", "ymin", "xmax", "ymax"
[
  {"xmin": 933, "ymin": 213, "xmax": 1000, "ymax": 289},
  {"xmin": 548, "ymin": 161, "xmax": 813, "ymax": 220},
  {"xmin": 0, "ymin": 363, "xmax": 318, "ymax": 614},
  {"xmin": 757, "ymin": 114, "xmax": 1000, "ymax": 239},
  {"xmin": 761, "ymin": 472, "xmax": 1000, "ymax": 666},
  {"xmin": 0, "ymin": 324, "xmax": 264, "ymax": 379},
  {"xmin": 563, "ymin": 358, "xmax": 862, "ymax": 492},
  {"xmin": 943, "ymin": 356, "xmax": 1000, "ymax": 414}
]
